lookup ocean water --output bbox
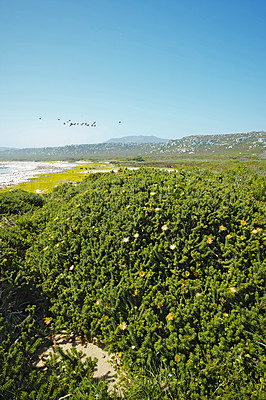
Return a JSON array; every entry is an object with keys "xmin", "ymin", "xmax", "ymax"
[
  {"xmin": 0, "ymin": 162, "xmax": 34, "ymax": 188},
  {"xmin": 0, "ymin": 168, "xmax": 12, "ymax": 174}
]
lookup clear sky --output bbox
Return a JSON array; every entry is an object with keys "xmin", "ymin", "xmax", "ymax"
[{"xmin": 0, "ymin": 0, "xmax": 265, "ymax": 148}]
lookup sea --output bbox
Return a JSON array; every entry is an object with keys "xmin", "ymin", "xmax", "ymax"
[{"xmin": 0, "ymin": 167, "xmax": 12, "ymax": 174}]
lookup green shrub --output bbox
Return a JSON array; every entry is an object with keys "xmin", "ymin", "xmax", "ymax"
[{"xmin": 1, "ymin": 166, "xmax": 265, "ymax": 398}]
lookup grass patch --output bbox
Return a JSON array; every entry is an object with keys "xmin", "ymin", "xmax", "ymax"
[{"xmin": 0, "ymin": 163, "xmax": 117, "ymax": 194}]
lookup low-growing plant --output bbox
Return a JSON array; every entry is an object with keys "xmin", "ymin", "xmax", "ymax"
[{"xmin": 0, "ymin": 165, "xmax": 265, "ymax": 398}]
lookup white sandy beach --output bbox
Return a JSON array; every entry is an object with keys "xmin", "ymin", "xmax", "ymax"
[
  {"xmin": 0, "ymin": 161, "xmax": 80, "ymax": 189},
  {"xmin": 0, "ymin": 162, "xmax": 141, "ymax": 189}
]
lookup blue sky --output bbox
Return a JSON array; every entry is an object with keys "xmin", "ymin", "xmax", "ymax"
[{"xmin": 0, "ymin": 0, "xmax": 265, "ymax": 148}]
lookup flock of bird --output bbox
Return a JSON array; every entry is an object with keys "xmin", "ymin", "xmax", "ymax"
[
  {"xmin": 39, "ymin": 118, "xmax": 97, "ymax": 127},
  {"xmin": 63, "ymin": 119, "xmax": 97, "ymax": 127},
  {"xmin": 39, "ymin": 118, "xmax": 122, "ymax": 128}
]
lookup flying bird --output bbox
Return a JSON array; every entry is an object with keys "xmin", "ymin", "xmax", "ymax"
[{"xmin": 61, "ymin": 119, "xmax": 98, "ymax": 127}]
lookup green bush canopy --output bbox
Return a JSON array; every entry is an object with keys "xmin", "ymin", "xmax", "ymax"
[{"xmin": 0, "ymin": 166, "xmax": 265, "ymax": 399}]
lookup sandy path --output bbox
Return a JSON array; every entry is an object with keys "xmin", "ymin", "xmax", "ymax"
[{"xmin": 36, "ymin": 334, "xmax": 122, "ymax": 393}]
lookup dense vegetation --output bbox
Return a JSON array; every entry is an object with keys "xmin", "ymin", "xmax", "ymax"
[{"xmin": 0, "ymin": 165, "xmax": 265, "ymax": 399}]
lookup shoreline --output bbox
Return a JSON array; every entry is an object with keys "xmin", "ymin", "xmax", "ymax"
[
  {"xmin": 0, "ymin": 162, "xmax": 141, "ymax": 191},
  {"xmin": 0, "ymin": 161, "xmax": 86, "ymax": 189}
]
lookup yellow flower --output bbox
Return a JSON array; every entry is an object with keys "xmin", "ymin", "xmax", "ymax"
[
  {"xmin": 170, "ymin": 244, "xmax": 176, "ymax": 250},
  {"xmin": 251, "ymin": 227, "xmax": 262, "ymax": 234},
  {"xmin": 207, "ymin": 236, "xmax": 213, "ymax": 244},
  {"xmin": 69, "ymin": 265, "xmax": 74, "ymax": 271},
  {"xmin": 134, "ymin": 289, "xmax": 139, "ymax": 296},
  {"xmin": 44, "ymin": 317, "xmax": 51, "ymax": 325},
  {"xmin": 118, "ymin": 352, "xmax": 123, "ymax": 358},
  {"xmin": 155, "ymin": 207, "xmax": 161, "ymax": 212},
  {"xmin": 195, "ymin": 292, "xmax": 202, "ymax": 297},
  {"xmin": 43, "ymin": 246, "xmax": 49, "ymax": 251},
  {"xmin": 126, "ymin": 205, "xmax": 131, "ymax": 209},
  {"xmin": 96, "ymin": 299, "xmax": 101, "ymax": 305},
  {"xmin": 229, "ymin": 287, "xmax": 236, "ymax": 294},
  {"xmin": 150, "ymin": 192, "xmax": 156, "ymax": 196},
  {"xmin": 134, "ymin": 233, "xmax": 139, "ymax": 238},
  {"xmin": 123, "ymin": 237, "xmax": 129, "ymax": 243},
  {"xmin": 139, "ymin": 271, "xmax": 145, "ymax": 277},
  {"xmin": 223, "ymin": 312, "xmax": 229, "ymax": 317},
  {"xmin": 3, "ymin": 258, "xmax": 7, "ymax": 262},
  {"xmin": 226, "ymin": 233, "xmax": 233, "ymax": 239},
  {"xmin": 241, "ymin": 220, "xmax": 247, "ymax": 226},
  {"xmin": 119, "ymin": 322, "xmax": 127, "ymax": 330},
  {"xmin": 175, "ymin": 354, "xmax": 181, "ymax": 362},
  {"xmin": 219, "ymin": 225, "xmax": 227, "ymax": 231},
  {"xmin": 166, "ymin": 313, "xmax": 174, "ymax": 321},
  {"xmin": 162, "ymin": 224, "xmax": 168, "ymax": 231}
]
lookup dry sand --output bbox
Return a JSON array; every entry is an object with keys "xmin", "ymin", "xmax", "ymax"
[{"xmin": 36, "ymin": 334, "xmax": 122, "ymax": 393}]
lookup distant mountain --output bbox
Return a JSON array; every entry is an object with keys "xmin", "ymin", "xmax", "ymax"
[
  {"xmin": 105, "ymin": 135, "xmax": 169, "ymax": 144},
  {"xmin": 0, "ymin": 147, "xmax": 15, "ymax": 152},
  {"xmin": 0, "ymin": 132, "xmax": 265, "ymax": 161}
]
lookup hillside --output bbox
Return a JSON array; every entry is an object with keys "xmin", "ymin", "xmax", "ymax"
[
  {"xmin": 0, "ymin": 147, "xmax": 15, "ymax": 152},
  {"xmin": 0, "ymin": 131, "xmax": 265, "ymax": 161}
]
